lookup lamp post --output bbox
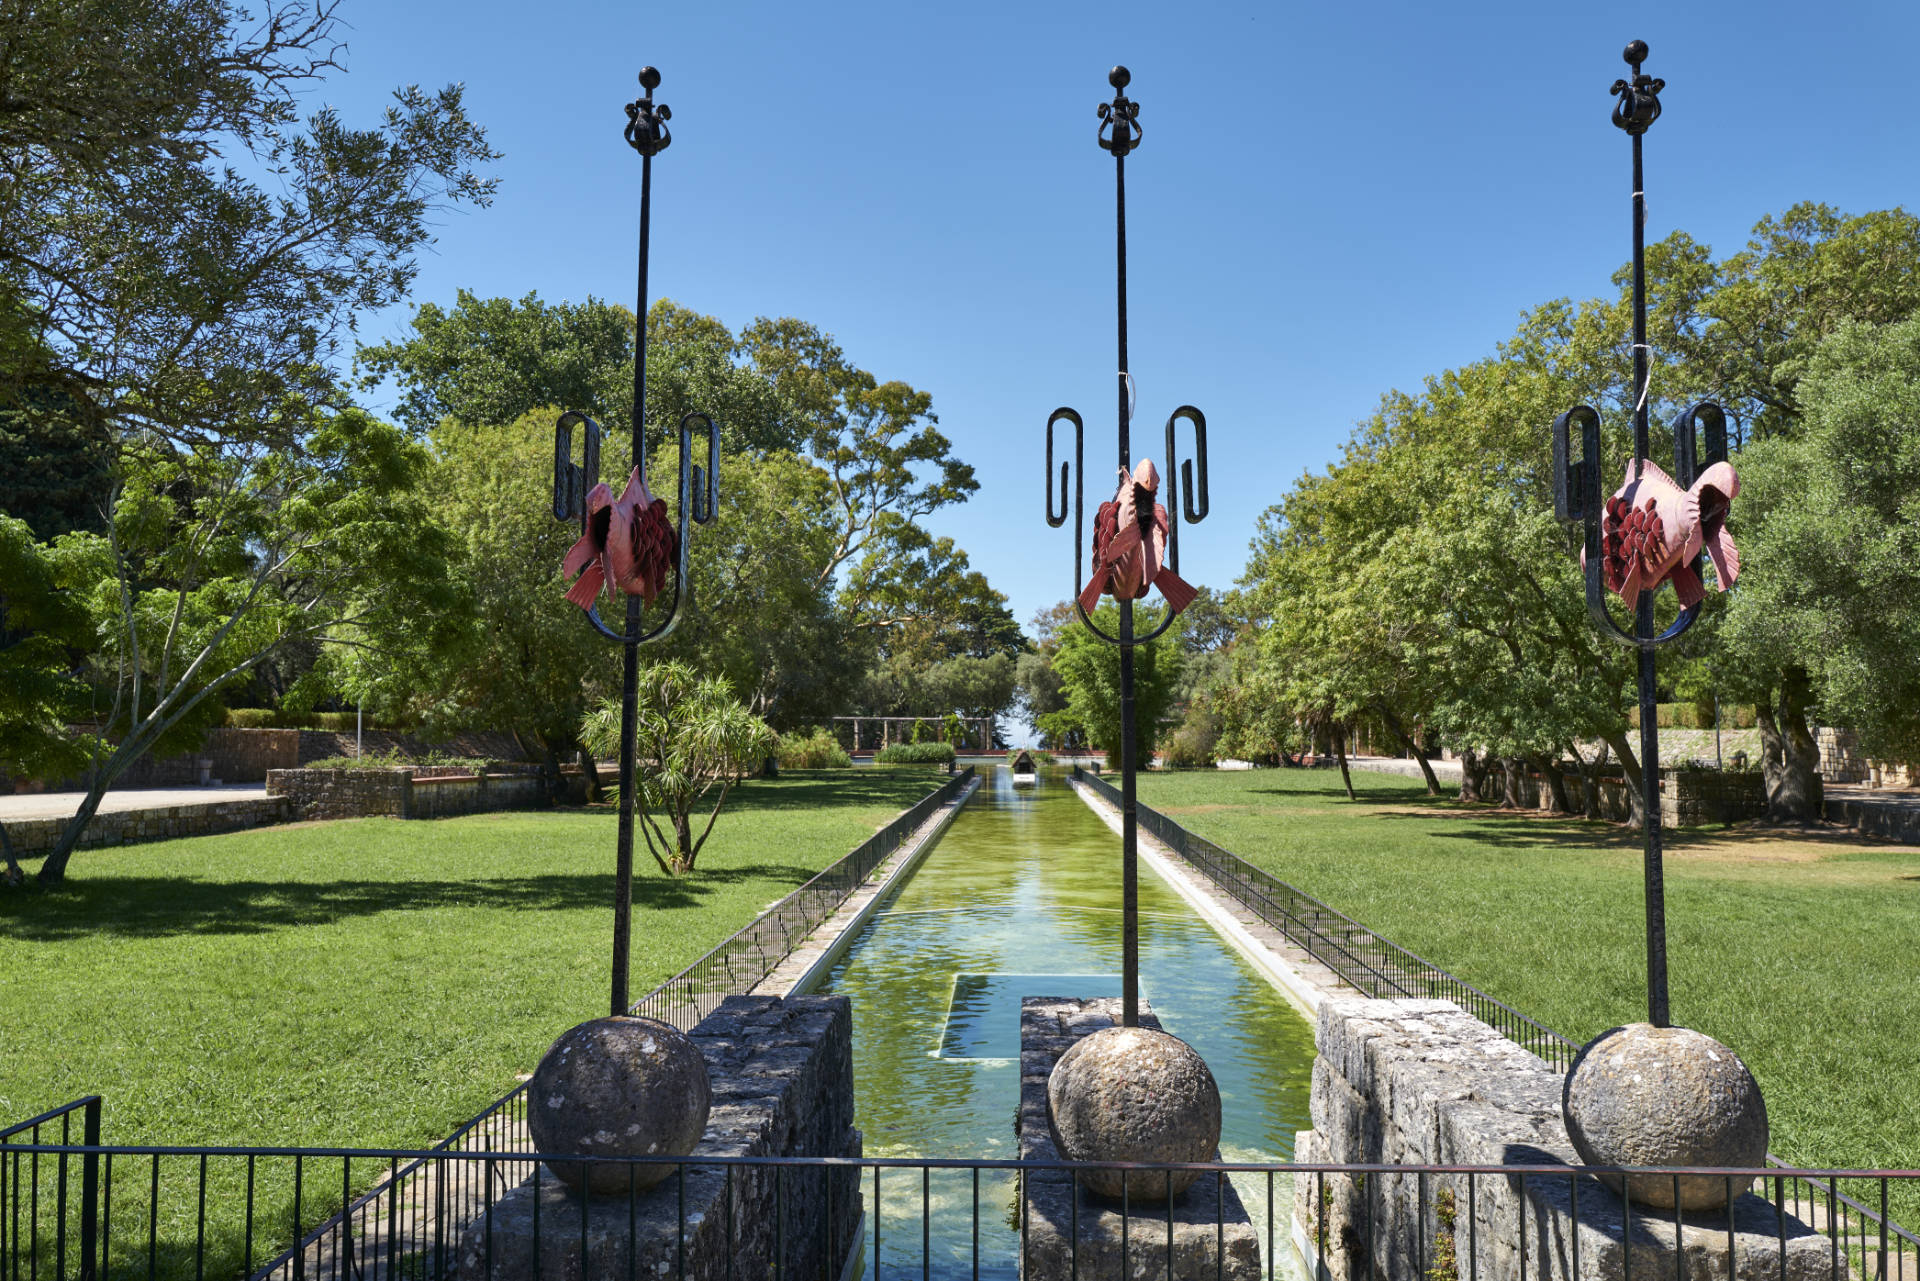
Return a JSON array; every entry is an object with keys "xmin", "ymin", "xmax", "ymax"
[
  {"xmin": 1044, "ymin": 66, "xmax": 1210, "ymax": 1029},
  {"xmin": 551, "ymin": 67, "xmax": 720, "ymax": 1018}
]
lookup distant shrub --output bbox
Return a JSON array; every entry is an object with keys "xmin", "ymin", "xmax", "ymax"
[
  {"xmin": 875, "ymin": 741, "xmax": 955, "ymax": 765},
  {"xmin": 777, "ymin": 727, "xmax": 852, "ymax": 770},
  {"xmin": 1629, "ymin": 702, "xmax": 1759, "ymax": 731},
  {"xmin": 304, "ymin": 751, "xmax": 492, "ymax": 772},
  {"xmin": 222, "ymin": 708, "xmax": 370, "ymax": 731}
]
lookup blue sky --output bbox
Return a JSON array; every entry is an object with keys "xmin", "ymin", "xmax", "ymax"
[{"xmin": 323, "ymin": 0, "xmax": 1919, "ymax": 639}]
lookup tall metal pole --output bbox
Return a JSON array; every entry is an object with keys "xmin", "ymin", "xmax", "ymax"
[
  {"xmin": 1551, "ymin": 40, "xmax": 1735, "ymax": 1031},
  {"xmin": 1045, "ymin": 66, "xmax": 1211, "ymax": 1033},
  {"xmin": 549, "ymin": 66, "xmax": 720, "ymax": 1020},
  {"xmin": 1114, "ymin": 127, "xmax": 1140, "ymax": 1027}
]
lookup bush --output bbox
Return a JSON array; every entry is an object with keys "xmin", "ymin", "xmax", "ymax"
[
  {"xmin": 875, "ymin": 741, "xmax": 955, "ymax": 766},
  {"xmin": 1628, "ymin": 702, "xmax": 1760, "ymax": 731},
  {"xmin": 777, "ymin": 728, "xmax": 852, "ymax": 770},
  {"xmin": 304, "ymin": 751, "xmax": 493, "ymax": 771},
  {"xmin": 1006, "ymin": 748, "xmax": 1054, "ymax": 767},
  {"xmin": 222, "ymin": 708, "xmax": 369, "ymax": 731}
]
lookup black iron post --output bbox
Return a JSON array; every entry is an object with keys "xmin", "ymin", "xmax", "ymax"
[
  {"xmin": 1550, "ymin": 41, "xmax": 1731, "ymax": 1029},
  {"xmin": 551, "ymin": 67, "xmax": 721, "ymax": 1018},
  {"xmin": 1045, "ymin": 67, "xmax": 1211, "ymax": 1028}
]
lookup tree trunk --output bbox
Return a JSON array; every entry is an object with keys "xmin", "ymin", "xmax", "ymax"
[
  {"xmin": 35, "ymin": 780, "xmax": 113, "ymax": 884},
  {"xmin": 1757, "ymin": 670, "xmax": 1823, "ymax": 822},
  {"xmin": 1534, "ymin": 754, "xmax": 1570, "ymax": 814},
  {"xmin": 1565, "ymin": 741, "xmax": 1600, "ymax": 821},
  {"xmin": 1373, "ymin": 703, "xmax": 1441, "ymax": 796},
  {"xmin": 1459, "ymin": 749, "xmax": 1481, "ymax": 803},
  {"xmin": 1601, "ymin": 729, "xmax": 1645, "ymax": 827},
  {"xmin": 1333, "ymin": 723, "xmax": 1356, "ymax": 800},
  {"xmin": 1, "ymin": 823, "xmax": 22, "ymax": 887},
  {"xmin": 577, "ymin": 745, "xmax": 604, "ymax": 804},
  {"xmin": 1500, "ymin": 757, "xmax": 1525, "ymax": 809},
  {"xmin": 673, "ymin": 809, "xmax": 694, "ymax": 874}
]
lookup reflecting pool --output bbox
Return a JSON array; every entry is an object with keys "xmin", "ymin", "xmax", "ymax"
[{"xmin": 816, "ymin": 765, "xmax": 1316, "ymax": 1278}]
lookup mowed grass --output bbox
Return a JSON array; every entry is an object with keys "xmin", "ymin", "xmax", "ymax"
[
  {"xmin": 0, "ymin": 771, "xmax": 940, "ymax": 1277},
  {"xmin": 2, "ymin": 770, "xmax": 941, "ymax": 1142},
  {"xmin": 1137, "ymin": 768, "xmax": 1920, "ymax": 1177}
]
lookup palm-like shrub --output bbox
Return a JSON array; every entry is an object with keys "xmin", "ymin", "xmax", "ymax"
[{"xmin": 580, "ymin": 663, "xmax": 777, "ymax": 875}]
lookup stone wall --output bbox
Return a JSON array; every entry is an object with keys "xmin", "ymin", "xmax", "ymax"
[
  {"xmin": 266, "ymin": 767, "xmax": 556, "ymax": 821},
  {"xmin": 1019, "ymin": 996, "xmax": 1261, "ymax": 1280},
  {"xmin": 1296, "ymin": 998, "xmax": 1828, "ymax": 1281},
  {"xmin": 450, "ymin": 995, "xmax": 862, "ymax": 1281},
  {"xmin": 1, "ymin": 796, "xmax": 291, "ymax": 857},
  {"xmin": 1816, "ymin": 726, "xmax": 1919, "ymax": 788}
]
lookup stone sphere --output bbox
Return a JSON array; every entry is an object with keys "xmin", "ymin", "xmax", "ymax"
[
  {"xmin": 1562, "ymin": 1023, "xmax": 1769, "ymax": 1210},
  {"xmin": 1047, "ymin": 1026, "xmax": 1221, "ymax": 1202},
  {"xmin": 526, "ymin": 1016, "xmax": 711, "ymax": 1195}
]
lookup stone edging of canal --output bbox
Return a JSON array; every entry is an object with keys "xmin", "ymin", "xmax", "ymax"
[
  {"xmin": 754, "ymin": 771, "xmax": 985, "ymax": 999},
  {"xmin": 1066, "ymin": 775, "xmax": 1350, "ymax": 1019}
]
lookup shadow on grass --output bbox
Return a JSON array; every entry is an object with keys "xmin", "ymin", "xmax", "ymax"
[
  {"xmin": 0, "ymin": 863, "xmax": 818, "ymax": 942},
  {"xmin": 1360, "ymin": 807, "xmax": 1754, "ymax": 854},
  {"xmin": 1235, "ymin": 783, "xmax": 1437, "ymax": 803}
]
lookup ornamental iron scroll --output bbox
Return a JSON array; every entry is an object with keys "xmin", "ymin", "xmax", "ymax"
[
  {"xmin": 549, "ymin": 67, "xmax": 720, "ymax": 1017},
  {"xmin": 1547, "ymin": 42, "xmax": 1741, "ymax": 1031},
  {"xmin": 1043, "ymin": 67, "xmax": 1212, "ymax": 1028}
]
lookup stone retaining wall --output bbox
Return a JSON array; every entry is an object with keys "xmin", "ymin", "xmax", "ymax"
[
  {"xmin": 266, "ymin": 768, "xmax": 555, "ymax": 821},
  {"xmin": 450, "ymin": 995, "xmax": 862, "ymax": 1281},
  {"xmin": 1, "ymin": 796, "xmax": 291, "ymax": 856},
  {"xmin": 1295, "ymin": 998, "xmax": 1827, "ymax": 1281}
]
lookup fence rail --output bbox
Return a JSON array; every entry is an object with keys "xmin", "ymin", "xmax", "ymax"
[{"xmin": 2, "ymin": 1140, "xmax": 1917, "ymax": 1281}]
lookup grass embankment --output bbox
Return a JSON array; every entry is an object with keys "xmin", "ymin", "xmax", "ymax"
[
  {"xmin": 1137, "ymin": 768, "xmax": 1920, "ymax": 1177},
  {"xmin": 0, "ymin": 771, "xmax": 940, "ymax": 1275}
]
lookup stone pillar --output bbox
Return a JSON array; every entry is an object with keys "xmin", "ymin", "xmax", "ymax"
[
  {"xmin": 450, "ymin": 996, "xmax": 862, "ymax": 1281},
  {"xmin": 1297, "ymin": 998, "xmax": 1830, "ymax": 1281},
  {"xmin": 1019, "ymin": 996, "xmax": 1261, "ymax": 1280}
]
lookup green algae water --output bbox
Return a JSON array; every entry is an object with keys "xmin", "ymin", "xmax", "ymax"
[{"xmin": 817, "ymin": 766, "xmax": 1316, "ymax": 1279}]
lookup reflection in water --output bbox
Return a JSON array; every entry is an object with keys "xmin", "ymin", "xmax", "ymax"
[{"xmin": 818, "ymin": 766, "xmax": 1316, "ymax": 1279}]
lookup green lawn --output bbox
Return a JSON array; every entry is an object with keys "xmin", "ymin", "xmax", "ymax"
[
  {"xmin": 1137, "ymin": 767, "xmax": 1920, "ymax": 1176},
  {"xmin": 1, "ymin": 770, "xmax": 941, "ymax": 1276},
  {"xmin": 1, "ymin": 770, "xmax": 940, "ymax": 1146}
]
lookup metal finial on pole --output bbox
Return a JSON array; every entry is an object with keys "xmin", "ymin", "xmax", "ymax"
[
  {"xmin": 1046, "ymin": 66, "xmax": 1210, "ymax": 1029},
  {"xmin": 551, "ymin": 65, "xmax": 720, "ymax": 1018}
]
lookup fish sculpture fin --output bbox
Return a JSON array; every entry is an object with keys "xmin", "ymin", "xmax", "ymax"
[
  {"xmin": 564, "ymin": 562, "xmax": 606, "ymax": 610},
  {"xmin": 1670, "ymin": 561, "xmax": 1706, "ymax": 609},
  {"xmin": 1703, "ymin": 529, "xmax": 1741, "ymax": 590},
  {"xmin": 1077, "ymin": 574, "xmax": 1107, "ymax": 616},
  {"xmin": 1637, "ymin": 457, "xmax": 1679, "ymax": 489},
  {"xmin": 561, "ymin": 532, "xmax": 599, "ymax": 580},
  {"xmin": 1155, "ymin": 568, "xmax": 1198, "ymax": 615}
]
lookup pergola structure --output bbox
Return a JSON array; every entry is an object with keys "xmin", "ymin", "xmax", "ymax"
[{"xmin": 833, "ymin": 716, "xmax": 995, "ymax": 753}]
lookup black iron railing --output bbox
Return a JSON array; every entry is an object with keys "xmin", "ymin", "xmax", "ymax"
[
  {"xmin": 1071, "ymin": 766, "xmax": 1572, "ymax": 1064},
  {"xmin": 241, "ymin": 767, "xmax": 974, "ymax": 1280},
  {"xmin": 2, "ymin": 1139, "xmax": 1916, "ymax": 1281},
  {"xmin": 1, "ymin": 1098, "xmax": 101, "ymax": 1281},
  {"xmin": 1070, "ymin": 765, "xmax": 1920, "ymax": 1257}
]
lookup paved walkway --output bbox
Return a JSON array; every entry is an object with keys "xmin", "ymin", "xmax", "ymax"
[{"xmin": 0, "ymin": 784, "xmax": 267, "ymax": 822}]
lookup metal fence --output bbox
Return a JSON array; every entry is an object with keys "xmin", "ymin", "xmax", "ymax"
[
  {"xmin": 1069, "ymin": 764, "xmax": 1920, "ymax": 1264},
  {"xmin": 1069, "ymin": 766, "xmax": 1571, "ymax": 1063},
  {"xmin": 2, "ymin": 1140, "xmax": 1917, "ymax": 1281}
]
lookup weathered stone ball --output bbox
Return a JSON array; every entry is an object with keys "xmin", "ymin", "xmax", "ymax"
[
  {"xmin": 526, "ymin": 1016, "xmax": 711, "ymax": 1195},
  {"xmin": 1562, "ymin": 1023, "xmax": 1768, "ymax": 1210},
  {"xmin": 1047, "ymin": 1026, "xmax": 1221, "ymax": 1202}
]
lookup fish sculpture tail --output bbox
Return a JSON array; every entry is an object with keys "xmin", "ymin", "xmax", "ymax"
[
  {"xmin": 564, "ymin": 562, "xmax": 606, "ymax": 610},
  {"xmin": 1155, "ymin": 568, "xmax": 1198, "ymax": 615}
]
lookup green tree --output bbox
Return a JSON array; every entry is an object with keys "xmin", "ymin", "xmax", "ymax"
[
  {"xmin": 580, "ymin": 663, "xmax": 776, "ymax": 875},
  {"xmin": 1716, "ymin": 317, "xmax": 1920, "ymax": 787},
  {"xmin": 1050, "ymin": 602, "xmax": 1184, "ymax": 764}
]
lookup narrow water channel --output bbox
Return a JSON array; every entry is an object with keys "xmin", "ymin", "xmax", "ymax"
[{"xmin": 816, "ymin": 765, "xmax": 1316, "ymax": 1279}]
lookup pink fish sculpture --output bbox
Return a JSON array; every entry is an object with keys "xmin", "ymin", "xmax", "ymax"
[
  {"xmin": 1591, "ymin": 457, "xmax": 1741, "ymax": 607},
  {"xmin": 1078, "ymin": 458, "xmax": 1199, "ymax": 617},
  {"xmin": 560, "ymin": 467, "xmax": 678, "ymax": 609}
]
